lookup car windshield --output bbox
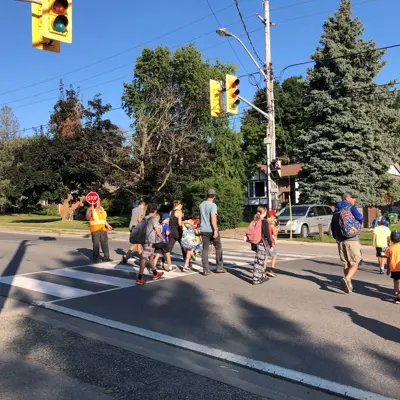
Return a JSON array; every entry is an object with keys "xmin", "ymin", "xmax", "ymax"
[{"xmin": 278, "ymin": 206, "xmax": 309, "ymax": 217}]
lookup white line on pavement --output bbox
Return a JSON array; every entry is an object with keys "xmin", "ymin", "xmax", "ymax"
[
  {"xmin": 41, "ymin": 303, "xmax": 396, "ymax": 400},
  {"xmin": 0, "ymin": 276, "xmax": 93, "ymax": 298}
]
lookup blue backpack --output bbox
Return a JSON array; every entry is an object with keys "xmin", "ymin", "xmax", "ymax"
[{"xmin": 339, "ymin": 206, "xmax": 361, "ymax": 239}]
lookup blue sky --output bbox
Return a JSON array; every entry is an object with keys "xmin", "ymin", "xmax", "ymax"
[{"xmin": 0, "ymin": 0, "xmax": 398, "ymax": 134}]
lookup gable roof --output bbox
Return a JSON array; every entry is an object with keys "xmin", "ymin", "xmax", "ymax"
[{"xmin": 256, "ymin": 163, "xmax": 302, "ymax": 177}]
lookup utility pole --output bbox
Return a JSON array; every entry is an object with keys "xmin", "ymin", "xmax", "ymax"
[{"xmin": 263, "ymin": 0, "xmax": 276, "ymax": 210}]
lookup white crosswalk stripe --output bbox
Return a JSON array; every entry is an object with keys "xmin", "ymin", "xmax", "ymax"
[{"xmin": 0, "ymin": 250, "xmax": 317, "ymax": 304}]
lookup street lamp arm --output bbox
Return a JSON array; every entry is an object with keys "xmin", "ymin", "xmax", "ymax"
[
  {"xmin": 229, "ymin": 33, "xmax": 266, "ymax": 80},
  {"xmin": 238, "ymin": 95, "xmax": 271, "ymax": 120},
  {"xmin": 15, "ymin": 0, "xmax": 43, "ymax": 4}
]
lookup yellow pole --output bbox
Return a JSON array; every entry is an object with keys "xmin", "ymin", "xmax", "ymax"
[{"xmin": 289, "ymin": 194, "xmax": 292, "ymax": 240}]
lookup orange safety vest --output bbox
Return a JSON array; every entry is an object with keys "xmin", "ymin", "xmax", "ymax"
[{"xmin": 89, "ymin": 207, "xmax": 107, "ymax": 233}]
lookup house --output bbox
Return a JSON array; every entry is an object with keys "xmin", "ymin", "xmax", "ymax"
[{"xmin": 245, "ymin": 163, "xmax": 302, "ymax": 219}]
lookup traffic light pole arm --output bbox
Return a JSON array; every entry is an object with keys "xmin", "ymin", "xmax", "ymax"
[
  {"xmin": 229, "ymin": 33, "xmax": 266, "ymax": 80},
  {"xmin": 238, "ymin": 95, "xmax": 271, "ymax": 120},
  {"xmin": 15, "ymin": 0, "xmax": 42, "ymax": 4}
]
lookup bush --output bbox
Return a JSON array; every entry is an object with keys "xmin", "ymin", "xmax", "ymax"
[
  {"xmin": 33, "ymin": 204, "xmax": 60, "ymax": 216},
  {"xmin": 183, "ymin": 177, "xmax": 245, "ymax": 230}
]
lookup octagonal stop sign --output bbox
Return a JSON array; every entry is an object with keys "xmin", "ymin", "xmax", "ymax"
[{"xmin": 86, "ymin": 191, "xmax": 99, "ymax": 205}]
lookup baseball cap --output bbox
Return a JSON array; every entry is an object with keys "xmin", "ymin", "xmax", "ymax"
[
  {"xmin": 161, "ymin": 213, "xmax": 170, "ymax": 220},
  {"xmin": 269, "ymin": 210, "xmax": 277, "ymax": 217},
  {"xmin": 207, "ymin": 188, "xmax": 217, "ymax": 196}
]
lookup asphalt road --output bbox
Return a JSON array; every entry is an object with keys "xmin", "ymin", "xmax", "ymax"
[{"xmin": 0, "ymin": 232, "xmax": 398, "ymax": 399}]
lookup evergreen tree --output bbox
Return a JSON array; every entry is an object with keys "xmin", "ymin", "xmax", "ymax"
[{"xmin": 297, "ymin": 0, "xmax": 399, "ymax": 206}]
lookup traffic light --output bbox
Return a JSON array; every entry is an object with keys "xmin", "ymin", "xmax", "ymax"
[
  {"xmin": 42, "ymin": 0, "xmax": 72, "ymax": 44},
  {"xmin": 31, "ymin": 3, "xmax": 60, "ymax": 53},
  {"xmin": 209, "ymin": 80, "xmax": 222, "ymax": 117},
  {"xmin": 269, "ymin": 159, "xmax": 282, "ymax": 180},
  {"xmin": 226, "ymin": 74, "xmax": 240, "ymax": 115}
]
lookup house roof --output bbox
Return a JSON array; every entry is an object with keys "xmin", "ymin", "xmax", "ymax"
[{"xmin": 256, "ymin": 163, "xmax": 302, "ymax": 177}]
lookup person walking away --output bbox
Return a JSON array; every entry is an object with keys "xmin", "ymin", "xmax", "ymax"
[
  {"xmin": 168, "ymin": 200, "xmax": 186, "ymax": 260},
  {"xmin": 153, "ymin": 213, "xmax": 175, "ymax": 272},
  {"xmin": 246, "ymin": 207, "xmax": 273, "ymax": 285},
  {"xmin": 86, "ymin": 198, "xmax": 113, "ymax": 263},
  {"xmin": 331, "ymin": 193, "xmax": 363, "ymax": 293},
  {"xmin": 135, "ymin": 204, "xmax": 164, "ymax": 285},
  {"xmin": 385, "ymin": 231, "xmax": 400, "ymax": 304},
  {"xmin": 122, "ymin": 199, "xmax": 147, "ymax": 264},
  {"xmin": 265, "ymin": 209, "xmax": 278, "ymax": 278},
  {"xmin": 200, "ymin": 189, "xmax": 225, "ymax": 276},
  {"xmin": 191, "ymin": 214, "xmax": 201, "ymax": 261},
  {"xmin": 180, "ymin": 219, "xmax": 199, "ymax": 272},
  {"xmin": 372, "ymin": 220, "xmax": 391, "ymax": 274}
]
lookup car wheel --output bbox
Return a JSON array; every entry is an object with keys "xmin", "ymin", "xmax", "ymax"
[{"xmin": 300, "ymin": 224, "xmax": 309, "ymax": 238}]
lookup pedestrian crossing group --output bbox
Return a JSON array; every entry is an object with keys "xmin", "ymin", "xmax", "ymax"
[{"xmin": 0, "ymin": 249, "xmax": 315, "ymax": 305}]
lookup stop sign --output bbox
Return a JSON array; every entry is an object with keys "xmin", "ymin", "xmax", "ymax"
[{"xmin": 86, "ymin": 191, "xmax": 99, "ymax": 205}]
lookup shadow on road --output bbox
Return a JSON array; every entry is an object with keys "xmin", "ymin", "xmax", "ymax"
[{"xmin": 335, "ymin": 306, "xmax": 400, "ymax": 344}]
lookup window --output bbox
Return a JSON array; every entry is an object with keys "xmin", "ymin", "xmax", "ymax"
[
  {"xmin": 254, "ymin": 181, "xmax": 266, "ymax": 198},
  {"xmin": 307, "ymin": 207, "xmax": 318, "ymax": 217},
  {"xmin": 316, "ymin": 206, "xmax": 327, "ymax": 216},
  {"xmin": 324, "ymin": 206, "xmax": 333, "ymax": 215},
  {"xmin": 248, "ymin": 183, "xmax": 254, "ymax": 198},
  {"xmin": 278, "ymin": 206, "xmax": 309, "ymax": 217}
]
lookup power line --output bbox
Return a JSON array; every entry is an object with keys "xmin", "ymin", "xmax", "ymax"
[
  {"xmin": 233, "ymin": 0, "xmax": 264, "ymax": 66},
  {"xmin": 205, "ymin": 0, "xmax": 249, "ymax": 74}
]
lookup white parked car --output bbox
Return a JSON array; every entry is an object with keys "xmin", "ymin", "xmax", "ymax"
[{"xmin": 277, "ymin": 204, "xmax": 333, "ymax": 237}]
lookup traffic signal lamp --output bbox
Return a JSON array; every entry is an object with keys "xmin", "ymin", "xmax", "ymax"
[
  {"xmin": 31, "ymin": 3, "xmax": 60, "ymax": 53},
  {"xmin": 269, "ymin": 159, "xmax": 282, "ymax": 180},
  {"xmin": 226, "ymin": 74, "xmax": 240, "ymax": 115},
  {"xmin": 209, "ymin": 80, "xmax": 223, "ymax": 117},
  {"xmin": 42, "ymin": 0, "xmax": 72, "ymax": 44}
]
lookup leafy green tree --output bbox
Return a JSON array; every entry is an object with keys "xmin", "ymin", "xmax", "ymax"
[
  {"xmin": 122, "ymin": 44, "xmax": 245, "ymax": 220},
  {"xmin": 297, "ymin": 0, "xmax": 399, "ymax": 206}
]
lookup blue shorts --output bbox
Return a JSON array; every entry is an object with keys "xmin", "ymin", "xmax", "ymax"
[{"xmin": 268, "ymin": 246, "xmax": 277, "ymax": 257}]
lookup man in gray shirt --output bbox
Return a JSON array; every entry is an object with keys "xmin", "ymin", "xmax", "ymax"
[
  {"xmin": 122, "ymin": 199, "xmax": 147, "ymax": 264},
  {"xmin": 199, "ymin": 189, "xmax": 225, "ymax": 276}
]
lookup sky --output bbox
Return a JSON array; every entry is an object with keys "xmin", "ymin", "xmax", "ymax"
[{"xmin": 0, "ymin": 0, "xmax": 399, "ymax": 135}]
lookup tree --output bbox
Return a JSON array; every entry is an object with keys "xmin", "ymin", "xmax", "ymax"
[
  {"xmin": 122, "ymin": 44, "xmax": 245, "ymax": 207},
  {"xmin": 296, "ymin": 0, "xmax": 399, "ymax": 206},
  {"xmin": 0, "ymin": 106, "xmax": 20, "ymax": 141}
]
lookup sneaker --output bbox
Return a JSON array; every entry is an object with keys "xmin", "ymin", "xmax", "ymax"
[
  {"xmin": 103, "ymin": 257, "xmax": 114, "ymax": 262},
  {"xmin": 203, "ymin": 270, "xmax": 212, "ymax": 276},
  {"xmin": 266, "ymin": 271, "xmax": 277, "ymax": 278},
  {"xmin": 379, "ymin": 268, "xmax": 385, "ymax": 274},
  {"xmin": 136, "ymin": 278, "xmax": 145, "ymax": 285},
  {"xmin": 121, "ymin": 256, "xmax": 127, "ymax": 265},
  {"xmin": 253, "ymin": 277, "xmax": 268, "ymax": 285},
  {"xmin": 395, "ymin": 295, "xmax": 400, "ymax": 304},
  {"xmin": 215, "ymin": 267, "xmax": 227, "ymax": 273},
  {"xmin": 152, "ymin": 271, "xmax": 164, "ymax": 281},
  {"xmin": 342, "ymin": 277, "xmax": 351, "ymax": 294},
  {"xmin": 190, "ymin": 254, "xmax": 196, "ymax": 261},
  {"xmin": 92, "ymin": 258, "xmax": 101, "ymax": 264},
  {"xmin": 181, "ymin": 265, "xmax": 191, "ymax": 272}
]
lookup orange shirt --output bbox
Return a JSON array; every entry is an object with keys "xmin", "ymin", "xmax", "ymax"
[{"xmin": 385, "ymin": 243, "xmax": 400, "ymax": 272}]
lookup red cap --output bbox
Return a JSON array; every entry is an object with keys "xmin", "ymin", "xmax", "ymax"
[{"xmin": 269, "ymin": 210, "xmax": 277, "ymax": 217}]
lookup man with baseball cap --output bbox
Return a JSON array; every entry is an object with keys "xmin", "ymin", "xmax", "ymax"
[{"xmin": 199, "ymin": 189, "xmax": 225, "ymax": 276}]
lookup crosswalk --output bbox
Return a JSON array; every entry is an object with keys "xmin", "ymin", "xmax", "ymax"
[{"xmin": 0, "ymin": 249, "xmax": 316, "ymax": 305}]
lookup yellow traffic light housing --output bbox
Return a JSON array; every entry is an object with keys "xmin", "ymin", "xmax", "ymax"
[
  {"xmin": 226, "ymin": 74, "xmax": 240, "ymax": 115},
  {"xmin": 210, "ymin": 80, "xmax": 223, "ymax": 118},
  {"xmin": 42, "ymin": 0, "xmax": 72, "ymax": 44},
  {"xmin": 31, "ymin": 3, "xmax": 60, "ymax": 53}
]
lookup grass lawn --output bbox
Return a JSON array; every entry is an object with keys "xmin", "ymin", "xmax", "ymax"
[{"xmin": 0, "ymin": 214, "xmax": 130, "ymax": 232}]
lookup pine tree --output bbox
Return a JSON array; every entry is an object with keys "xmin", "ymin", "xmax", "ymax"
[{"xmin": 297, "ymin": 0, "xmax": 399, "ymax": 206}]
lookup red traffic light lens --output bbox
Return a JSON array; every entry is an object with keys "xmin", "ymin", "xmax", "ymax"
[
  {"xmin": 232, "ymin": 78, "xmax": 240, "ymax": 88},
  {"xmin": 232, "ymin": 89, "xmax": 240, "ymax": 98},
  {"xmin": 53, "ymin": 0, "xmax": 68, "ymax": 15}
]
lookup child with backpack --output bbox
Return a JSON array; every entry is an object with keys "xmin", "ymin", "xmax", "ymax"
[
  {"xmin": 385, "ymin": 231, "xmax": 400, "ymax": 304},
  {"xmin": 246, "ymin": 206, "xmax": 273, "ymax": 285},
  {"xmin": 180, "ymin": 219, "xmax": 199, "ymax": 272},
  {"xmin": 153, "ymin": 213, "xmax": 175, "ymax": 272}
]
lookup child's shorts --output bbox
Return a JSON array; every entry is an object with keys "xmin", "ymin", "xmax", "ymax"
[
  {"xmin": 391, "ymin": 271, "xmax": 400, "ymax": 280},
  {"xmin": 375, "ymin": 247, "xmax": 387, "ymax": 258}
]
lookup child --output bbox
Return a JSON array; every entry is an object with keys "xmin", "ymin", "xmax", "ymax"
[
  {"xmin": 191, "ymin": 214, "xmax": 201, "ymax": 261},
  {"xmin": 265, "ymin": 210, "xmax": 279, "ymax": 278},
  {"xmin": 153, "ymin": 214, "xmax": 175, "ymax": 272},
  {"xmin": 373, "ymin": 220, "xmax": 391, "ymax": 274},
  {"xmin": 180, "ymin": 219, "xmax": 199, "ymax": 272},
  {"xmin": 385, "ymin": 230, "xmax": 400, "ymax": 304}
]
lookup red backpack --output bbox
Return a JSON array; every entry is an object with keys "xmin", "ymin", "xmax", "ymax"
[{"xmin": 246, "ymin": 218, "xmax": 264, "ymax": 245}]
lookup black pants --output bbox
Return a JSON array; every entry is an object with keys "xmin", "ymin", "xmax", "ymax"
[
  {"xmin": 168, "ymin": 231, "xmax": 186, "ymax": 259},
  {"xmin": 201, "ymin": 232, "xmax": 223, "ymax": 272},
  {"xmin": 92, "ymin": 230, "xmax": 110, "ymax": 260}
]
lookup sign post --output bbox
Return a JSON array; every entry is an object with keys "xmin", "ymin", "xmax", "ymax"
[{"xmin": 86, "ymin": 192, "xmax": 99, "ymax": 206}]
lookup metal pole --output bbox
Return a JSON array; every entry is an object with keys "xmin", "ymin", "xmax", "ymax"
[
  {"xmin": 238, "ymin": 95, "xmax": 271, "ymax": 120},
  {"xmin": 263, "ymin": 0, "xmax": 276, "ymax": 210},
  {"xmin": 289, "ymin": 194, "xmax": 292, "ymax": 240}
]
